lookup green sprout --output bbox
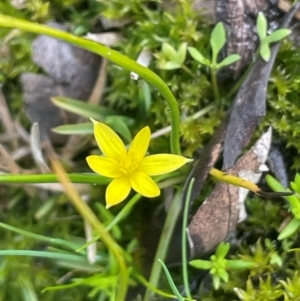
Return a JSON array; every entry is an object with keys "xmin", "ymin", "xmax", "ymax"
[
  {"xmin": 158, "ymin": 42, "xmax": 191, "ymax": 74},
  {"xmin": 157, "ymin": 179, "xmax": 195, "ymax": 301},
  {"xmin": 256, "ymin": 12, "xmax": 291, "ymax": 62},
  {"xmin": 266, "ymin": 173, "xmax": 300, "ymax": 240},
  {"xmin": 189, "ymin": 242, "xmax": 256, "ymax": 290},
  {"xmin": 187, "ymin": 22, "xmax": 240, "ymax": 101}
]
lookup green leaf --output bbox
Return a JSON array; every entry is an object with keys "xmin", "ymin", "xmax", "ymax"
[
  {"xmin": 52, "ymin": 123, "xmax": 93, "ymax": 135},
  {"xmin": 106, "ymin": 116, "xmax": 132, "ymax": 143},
  {"xmin": 260, "ymin": 42, "xmax": 271, "ymax": 62},
  {"xmin": 266, "ymin": 174, "xmax": 299, "ymax": 207},
  {"xmin": 256, "ymin": 12, "xmax": 267, "ymax": 41},
  {"xmin": 139, "ymin": 81, "xmax": 152, "ymax": 117},
  {"xmin": 225, "ymin": 260, "xmax": 256, "ymax": 270},
  {"xmin": 264, "ymin": 29, "xmax": 291, "ymax": 44},
  {"xmin": 234, "ymin": 287, "xmax": 246, "ymax": 300},
  {"xmin": 158, "ymin": 259, "xmax": 185, "ymax": 301},
  {"xmin": 290, "ymin": 182, "xmax": 300, "ymax": 194},
  {"xmin": 159, "ymin": 61, "xmax": 182, "ymax": 70},
  {"xmin": 187, "ymin": 47, "xmax": 210, "ymax": 65},
  {"xmin": 217, "ymin": 54, "xmax": 240, "ymax": 69},
  {"xmin": 218, "ymin": 269, "xmax": 229, "ymax": 283},
  {"xmin": 294, "ymin": 173, "xmax": 300, "ymax": 188},
  {"xmin": 215, "ymin": 242, "xmax": 230, "ymax": 258},
  {"xmin": 210, "ymin": 22, "xmax": 226, "ymax": 61},
  {"xmin": 189, "ymin": 259, "xmax": 212, "ymax": 270},
  {"xmin": 291, "ymin": 173, "xmax": 300, "ymax": 194},
  {"xmin": 278, "ymin": 217, "xmax": 300, "ymax": 240},
  {"xmin": 177, "ymin": 42, "xmax": 187, "ymax": 64},
  {"xmin": 52, "ymin": 97, "xmax": 116, "ymax": 120},
  {"xmin": 212, "ymin": 275, "xmax": 221, "ymax": 290},
  {"xmin": 270, "ymin": 253, "xmax": 283, "ymax": 266},
  {"xmin": 162, "ymin": 43, "xmax": 179, "ymax": 62}
]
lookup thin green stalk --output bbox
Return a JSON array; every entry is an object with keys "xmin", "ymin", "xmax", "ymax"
[
  {"xmin": 0, "ymin": 14, "xmax": 181, "ymax": 155},
  {"xmin": 182, "ymin": 178, "xmax": 195, "ymax": 300},
  {"xmin": 211, "ymin": 67, "xmax": 220, "ymax": 102},
  {"xmin": 77, "ymin": 193, "xmax": 142, "ymax": 252},
  {"xmin": 181, "ymin": 64, "xmax": 194, "ymax": 77},
  {"xmin": 186, "ymin": 103, "xmax": 215, "ymax": 121},
  {"xmin": 158, "ymin": 259, "xmax": 185, "ymax": 301},
  {"xmin": 19, "ymin": 277, "xmax": 38, "ymax": 301},
  {"xmin": 134, "ymin": 273, "xmax": 177, "ymax": 299},
  {"xmin": 224, "ymin": 61, "xmax": 255, "ymax": 100},
  {"xmin": 0, "ymin": 173, "xmax": 109, "ymax": 184},
  {"xmin": 225, "ymin": 49, "xmax": 259, "ymax": 100},
  {"xmin": 143, "ymin": 191, "xmax": 182, "ymax": 301}
]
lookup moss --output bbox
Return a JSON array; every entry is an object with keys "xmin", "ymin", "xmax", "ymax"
[
  {"xmin": 2, "ymin": 1, "xmax": 300, "ymax": 300},
  {"xmin": 264, "ymin": 40, "xmax": 300, "ymax": 170}
]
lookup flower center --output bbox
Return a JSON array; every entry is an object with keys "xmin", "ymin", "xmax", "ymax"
[{"xmin": 118, "ymin": 151, "xmax": 139, "ymax": 176}]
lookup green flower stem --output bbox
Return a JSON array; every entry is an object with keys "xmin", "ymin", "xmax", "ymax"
[
  {"xmin": 225, "ymin": 49, "xmax": 259, "ymax": 100},
  {"xmin": 0, "ymin": 173, "xmax": 110, "ymax": 184},
  {"xmin": 225, "ymin": 60, "xmax": 255, "ymax": 100},
  {"xmin": 143, "ymin": 191, "xmax": 182, "ymax": 301},
  {"xmin": 182, "ymin": 178, "xmax": 195, "ymax": 300},
  {"xmin": 0, "ymin": 14, "xmax": 181, "ymax": 155}
]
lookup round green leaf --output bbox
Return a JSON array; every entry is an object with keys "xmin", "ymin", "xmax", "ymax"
[
  {"xmin": 259, "ymin": 42, "xmax": 271, "ymax": 62},
  {"xmin": 212, "ymin": 275, "xmax": 221, "ymax": 290},
  {"xmin": 264, "ymin": 29, "xmax": 291, "ymax": 44},
  {"xmin": 218, "ymin": 269, "xmax": 229, "ymax": 283},
  {"xmin": 188, "ymin": 47, "xmax": 210, "ymax": 65},
  {"xmin": 217, "ymin": 54, "xmax": 240, "ymax": 69},
  {"xmin": 189, "ymin": 259, "xmax": 212, "ymax": 270},
  {"xmin": 210, "ymin": 22, "xmax": 226, "ymax": 60},
  {"xmin": 256, "ymin": 12, "xmax": 267, "ymax": 41},
  {"xmin": 215, "ymin": 242, "xmax": 230, "ymax": 258}
]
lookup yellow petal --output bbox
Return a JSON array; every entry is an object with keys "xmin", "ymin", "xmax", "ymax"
[
  {"xmin": 130, "ymin": 171, "xmax": 160, "ymax": 197},
  {"xmin": 106, "ymin": 177, "xmax": 131, "ymax": 208},
  {"xmin": 128, "ymin": 126, "xmax": 150, "ymax": 162},
  {"xmin": 139, "ymin": 154, "xmax": 193, "ymax": 176},
  {"xmin": 86, "ymin": 155, "xmax": 122, "ymax": 178},
  {"xmin": 91, "ymin": 118, "xmax": 126, "ymax": 159}
]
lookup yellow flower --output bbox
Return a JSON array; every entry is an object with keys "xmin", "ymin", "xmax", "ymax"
[{"xmin": 86, "ymin": 119, "xmax": 193, "ymax": 208}]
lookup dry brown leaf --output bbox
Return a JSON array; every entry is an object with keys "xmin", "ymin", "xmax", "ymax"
[{"xmin": 188, "ymin": 128, "xmax": 272, "ymax": 258}]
